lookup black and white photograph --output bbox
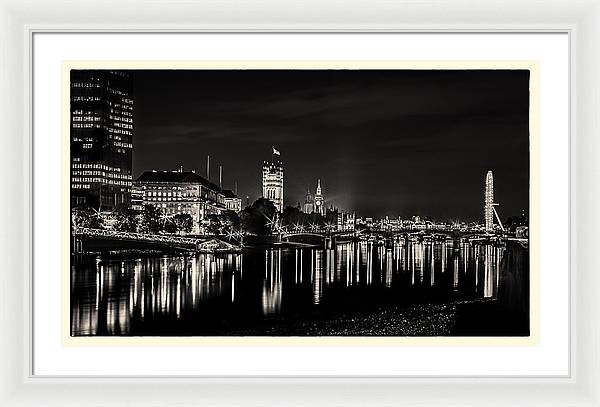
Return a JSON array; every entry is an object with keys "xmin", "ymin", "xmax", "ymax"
[{"xmin": 69, "ymin": 68, "xmax": 530, "ymax": 337}]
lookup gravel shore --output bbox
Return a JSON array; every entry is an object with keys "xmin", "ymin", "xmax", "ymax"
[{"xmin": 227, "ymin": 299, "xmax": 508, "ymax": 336}]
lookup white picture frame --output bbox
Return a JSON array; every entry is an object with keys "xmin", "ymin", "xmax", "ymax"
[{"xmin": 0, "ymin": 0, "xmax": 596, "ymax": 405}]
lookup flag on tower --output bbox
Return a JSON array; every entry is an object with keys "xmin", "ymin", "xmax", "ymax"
[{"xmin": 272, "ymin": 146, "xmax": 281, "ymax": 156}]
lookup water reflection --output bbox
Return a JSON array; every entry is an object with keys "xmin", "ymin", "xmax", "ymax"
[
  {"xmin": 263, "ymin": 249, "xmax": 282, "ymax": 315},
  {"xmin": 71, "ymin": 239, "xmax": 513, "ymax": 336}
]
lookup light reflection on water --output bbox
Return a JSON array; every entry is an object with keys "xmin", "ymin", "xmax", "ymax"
[{"xmin": 71, "ymin": 239, "xmax": 511, "ymax": 336}]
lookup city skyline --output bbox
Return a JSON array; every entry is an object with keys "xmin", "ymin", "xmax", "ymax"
[
  {"xmin": 69, "ymin": 68, "xmax": 530, "ymax": 338},
  {"xmin": 129, "ymin": 69, "xmax": 529, "ymax": 221}
]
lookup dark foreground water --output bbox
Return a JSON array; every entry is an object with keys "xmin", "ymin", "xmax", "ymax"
[{"xmin": 71, "ymin": 239, "xmax": 529, "ymax": 336}]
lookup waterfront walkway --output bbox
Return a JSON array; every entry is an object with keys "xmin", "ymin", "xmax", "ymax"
[{"xmin": 73, "ymin": 227, "xmax": 241, "ymax": 252}]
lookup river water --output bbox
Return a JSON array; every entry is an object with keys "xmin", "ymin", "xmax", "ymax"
[{"xmin": 71, "ymin": 239, "xmax": 528, "ymax": 336}]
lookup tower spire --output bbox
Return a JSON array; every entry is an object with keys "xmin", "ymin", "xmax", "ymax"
[{"xmin": 314, "ymin": 178, "xmax": 324, "ymax": 216}]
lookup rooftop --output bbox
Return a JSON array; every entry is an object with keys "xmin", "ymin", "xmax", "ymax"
[
  {"xmin": 263, "ymin": 160, "xmax": 284, "ymax": 167},
  {"xmin": 221, "ymin": 189, "xmax": 238, "ymax": 199},
  {"xmin": 135, "ymin": 170, "xmax": 221, "ymax": 191}
]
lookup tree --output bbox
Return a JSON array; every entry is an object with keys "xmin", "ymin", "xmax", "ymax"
[
  {"xmin": 220, "ymin": 210, "xmax": 241, "ymax": 235},
  {"xmin": 141, "ymin": 204, "xmax": 162, "ymax": 234},
  {"xmin": 113, "ymin": 209, "xmax": 139, "ymax": 232},
  {"xmin": 172, "ymin": 213, "xmax": 194, "ymax": 234},
  {"xmin": 203, "ymin": 211, "xmax": 242, "ymax": 236},
  {"xmin": 163, "ymin": 217, "xmax": 178, "ymax": 234},
  {"xmin": 281, "ymin": 205, "xmax": 303, "ymax": 227},
  {"xmin": 504, "ymin": 214, "xmax": 528, "ymax": 233},
  {"xmin": 279, "ymin": 205, "xmax": 332, "ymax": 231},
  {"xmin": 239, "ymin": 198, "xmax": 277, "ymax": 235},
  {"xmin": 71, "ymin": 205, "xmax": 103, "ymax": 229},
  {"xmin": 205, "ymin": 214, "xmax": 222, "ymax": 235}
]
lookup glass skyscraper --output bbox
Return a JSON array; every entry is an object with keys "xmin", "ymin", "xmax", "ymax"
[{"xmin": 70, "ymin": 70, "xmax": 134, "ymax": 211}]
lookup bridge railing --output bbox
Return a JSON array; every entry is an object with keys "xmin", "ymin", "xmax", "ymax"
[{"xmin": 74, "ymin": 227, "xmax": 201, "ymax": 246}]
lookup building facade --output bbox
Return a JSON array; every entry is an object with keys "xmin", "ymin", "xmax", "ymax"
[
  {"xmin": 379, "ymin": 216, "xmax": 403, "ymax": 232},
  {"xmin": 262, "ymin": 158, "xmax": 284, "ymax": 212},
  {"xmin": 130, "ymin": 184, "xmax": 144, "ymax": 212},
  {"xmin": 70, "ymin": 70, "xmax": 134, "ymax": 211},
  {"xmin": 303, "ymin": 190, "xmax": 315, "ymax": 213},
  {"xmin": 302, "ymin": 179, "xmax": 326, "ymax": 215},
  {"xmin": 337, "ymin": 211, "xmax": 356, "ymax": 232},
  {"xmin": 314, "ymin": 179, "xmax": 324, "ymax": 215},
  {"xmin": 135, "ymin": 170, "xmax": 225, "ymax": 234},
  {"xmin": 222, "ymin": 189, "xmax": 242, "ymax": 212}
]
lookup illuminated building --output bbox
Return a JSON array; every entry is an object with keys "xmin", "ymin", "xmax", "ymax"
[
  {"xmin": 303, "ymin": 190, "xmax": 315, "ymax": 213},
  {"xmin": 135, "ymin": 169, "xmax": 225, "ymax": 234},
  {"xmin": 314, "ymin": 179, "xmax": 324, "ymax": 216},
  {"xmin": 130, "ymin": 184, "xmax": 144, "ymax": 212},
  {"xmin": 336, "ymin": 211, "xmax": 356, "ymax": 231},
  {"xmin": 484, "ymin": 170, "xmax": 494, "ymax": 232},
  {"xmin": 70, "ymin": 70, "xmax": 134, "ymax": 210},
  {"xmin": 380, "ymin": 216, "xmax": 402, "ymax": 232},
  {"xmin": 222, "ymin": 189, "xmax": 242, "ymax": 212},
  {"xmin": 303, "ymin": 179, "xmax": 325, "ymax": 215},
  {"xmin": 262, "ymin": 148, "xmax": 284, "ymax": 212}
]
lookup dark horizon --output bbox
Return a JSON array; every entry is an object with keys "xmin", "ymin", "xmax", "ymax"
[{"xmin": 130, "ymin": 69, "xmax": 529, "ymax": 222}]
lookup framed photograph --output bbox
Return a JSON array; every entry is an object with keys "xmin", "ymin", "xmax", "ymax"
[
  {"xmin": 1, "ymin": 0, "xmax": 597, "ymax": 406},
  {"xmin": 66, "ymin": 62, "xmax": 535, "ymax": 342}
]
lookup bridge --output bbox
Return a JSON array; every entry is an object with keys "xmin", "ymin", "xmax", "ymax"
[
  {"xmin": 277, "ymin": 227, "xmax": 504, "ymax": 250},
  {"xmin": 279, "ymin": 228, "xmax": 480, "ymax": 240},
  {"xmin": 281, "ymin": 230, "xmax": 359, "ymax": 239},
  {"xmin": 72, "ymin": 227, "xmax": 241, "ymax": 253}
]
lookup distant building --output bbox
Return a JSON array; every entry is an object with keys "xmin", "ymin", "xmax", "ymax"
[
  {"xmin": 302, "ymin": 179, "xmax": 326, "ymax": 215},
  {"xmin": 380, "ymin": 216, "xmax": 403, "ymax": 232},
  {"xmin": 135, "ymin": 169, "xmax": 225, "ymax": 234},
  {"xmin": 314, "ymin": 179, "xmax": 324, "ymax": 216},
  {"xmin": 303, "ymin": 190, "xmax": 315, "ymax": 213},
  {"xmin": 337, "ymin": 211, "xmax": 356, "ymax": 232},
  {"xmin": 131, "ymin": 184, "xmax": 144, "ymax": 212},
  {"xmin": 70, "ymin": 70, "xmax": 134, "ymax": 211},
  {"xmin": 222, "ymin": 189, "xmax": 242, "ymax": 212},
  {"xmin": 262, "ymin": 148, "xmax": 284, "ymax": 212}
]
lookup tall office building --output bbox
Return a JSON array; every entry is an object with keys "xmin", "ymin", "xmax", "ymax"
[
  {"xmin": 262, "ymin": 147, "xmax": 284, "ymax": 212},
  {"xmin": 70, "ymin": 70, "xmax": 134, "ymax": 211},
  {"xmin": 484, "ymin": 170, "xmax": 494, "ymax": 232}
]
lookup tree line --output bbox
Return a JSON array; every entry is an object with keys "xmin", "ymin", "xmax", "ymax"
[{"xmin": 71, "ymin": 198, "xmax": 340, "ymax": 237}]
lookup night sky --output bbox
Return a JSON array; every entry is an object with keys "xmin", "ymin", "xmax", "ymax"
[{"xmin": 131, "ymin": 69, "xmax": 529, "ymax": 222}]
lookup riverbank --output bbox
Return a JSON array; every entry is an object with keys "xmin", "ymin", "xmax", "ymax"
[
  {"xmin": 205, "ymin": 298, "xmax": 528, "ymax": 337},
  {"xmin": 74, "ymin": 233, "xmax": 321, "ymax": 255}
]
